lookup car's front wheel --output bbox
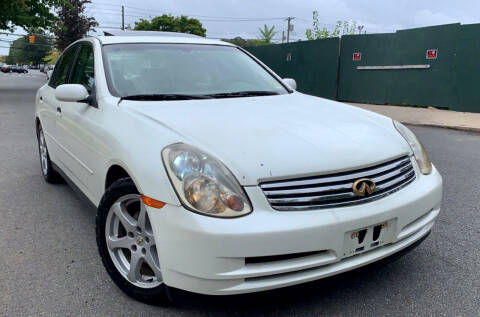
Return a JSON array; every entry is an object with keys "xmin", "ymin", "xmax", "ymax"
[
  {"xmin": 96, "ymin": 178, "xmax": 168, "ymax": 304},
  {"xmin": 37, "ymin": 125, "xmax": 62, "ymax": 183}
]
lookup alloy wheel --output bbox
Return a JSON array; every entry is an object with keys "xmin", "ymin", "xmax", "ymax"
[
  {"xmin": 38, "ymin": 129, "xmax": 48, "ymax": 176},
  {"xmin": 105, "ymin": 194, "xmax": 163, "ymax": 288}
]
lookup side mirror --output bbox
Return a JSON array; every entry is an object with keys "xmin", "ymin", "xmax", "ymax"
[
  {"xmin": 55, "ymin": 84, "xmax": 89, "ymax": 102},
  {"xmin": 283, "ymin": 78, "xmax": 297, "ymax": 90}
]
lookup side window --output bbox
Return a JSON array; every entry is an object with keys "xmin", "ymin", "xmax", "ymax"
[
  {"xmin": 70, "ymin": 43, "xmax": 95, "ymax": 92},
  {"xmin": 50, "ymin": 45, "xmax": 78, "ymax": 88}
]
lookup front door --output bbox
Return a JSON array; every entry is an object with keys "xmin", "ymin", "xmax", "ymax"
[
  {"xmin": 43, "ymin": 44, "xmax": 79, "ymax": 168},
  {"xmin": 55, "ymin": 42, "xmax": 102, "ymax": 202}
]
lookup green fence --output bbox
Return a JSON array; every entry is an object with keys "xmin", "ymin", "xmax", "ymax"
[
  {"xmin": 247, "ymin": 23, "xmax": 480, "ymax": 113},
  {"xmin": 246, "ymin": 38, "xmax": 340, "ymax": 100},
  {"xmin": 338, "ymin": 23, "xmax": 463, "ymax": 110},
  {"xmin": 452, "ymin": 24, "xmax": 480, "ymax": 112}
]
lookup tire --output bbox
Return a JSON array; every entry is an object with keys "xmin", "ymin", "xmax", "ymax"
[
  {"xmin": 96, "ymin": 178, "xmax": 169, "ymax": 304},
  {"xmin": 37, "ymin": 125, "xmax": 63, "ymax": 183}
]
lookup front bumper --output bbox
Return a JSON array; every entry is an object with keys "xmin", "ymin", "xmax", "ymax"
[{"xmin": 148, "ymin": 165, "xmax": 442, "ymax": 295}]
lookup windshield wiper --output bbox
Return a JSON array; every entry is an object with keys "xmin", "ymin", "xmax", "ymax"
[
  {"xmin": 206, "ymin": 91, "xmax": 280, "ymax": 98},
  {"xmin": 118, "ymin": 93, "xmax": 212, "ymax": 103}
]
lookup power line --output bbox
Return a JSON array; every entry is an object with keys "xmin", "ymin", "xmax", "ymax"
[
  {"xmin": 86, "ymin": 4, "xmax": 288, "ymax": 21},
  {"xmin": 0, "ymin": 31, "xmax": 55, "ymax": 39},
  {"xmin": 0, "ymin": 39, "xmax": 53, "ymax": 47},
  {"xmin": 84, "ymin": 3, "xmax": 401, "ymax": 34},
  {"xmin": 88, "ymin": 7, "xmax": 287, "ymax": 22},
  {"xmin": 124, "ymin": 4, "xmax": 287, "ymax": 21},
  {"xmin": 97, "ymin": 25, "xmax": 123, "ymax": 29},
  {"xmin": 0, "ymin": 45, "xmax": 42, "ymax": 50}
]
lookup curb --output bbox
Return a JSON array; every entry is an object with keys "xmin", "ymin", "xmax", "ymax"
[
  {"xmin": 348, "ymin": 103, "xmax": 480, "ymax": 134},
  {"xmin": 402, "ymin": 122, "xmax": 480, "ymax": 133}
]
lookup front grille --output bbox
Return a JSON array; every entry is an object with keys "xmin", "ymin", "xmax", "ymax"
[{"xmin": 260, "ymin": 155, "xmax": 416, "ymax": 211}]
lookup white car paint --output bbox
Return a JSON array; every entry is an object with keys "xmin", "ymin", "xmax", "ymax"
[
  {"xmin": 54, "ymin": 84, "xmax": 89, "ymax": 102},
  {"xmin": 282, "ymin": 78, "xmax": 297, "ymax": 90},
  {"xmin": 35, "ymin": 34, "xmax": 442, "ymax": 296}
]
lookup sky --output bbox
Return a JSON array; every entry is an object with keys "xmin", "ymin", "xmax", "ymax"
[{"xmin": 1, "ymin": 0, "xmax": 480, "ymax": 56}]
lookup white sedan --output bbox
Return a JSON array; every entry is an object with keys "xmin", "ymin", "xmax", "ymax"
[{"xmin": 35, "ymin": 31, "xmax": 442, "ymax": 303}]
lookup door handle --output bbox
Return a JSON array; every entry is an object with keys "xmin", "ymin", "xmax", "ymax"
[{"xmin": 56, "ymin": 107, "xmax": 62, "ymax": 114}]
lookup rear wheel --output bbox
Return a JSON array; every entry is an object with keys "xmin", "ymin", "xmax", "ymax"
[{"xmin": 96, "ymin": 178, "xmax": 168, "ymax": 304}]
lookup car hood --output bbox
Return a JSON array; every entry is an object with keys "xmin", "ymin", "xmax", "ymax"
[{"xmin": 123, "ymin": 92, "xmax": 411, "ymax": 185}]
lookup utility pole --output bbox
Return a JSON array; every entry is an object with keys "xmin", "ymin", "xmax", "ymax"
[
  {"xmin": 286, "ymin": 17, "xmax": 294, "ymax": 43},
  {"xmin": 282, "ymin": 30, "xmax": 285, "ymax": 43},
  {"xmin": 122, "ymin": 6, "xmax": 125, "ymax": 30}
]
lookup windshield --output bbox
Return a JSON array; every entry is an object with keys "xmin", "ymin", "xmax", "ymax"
[{"xmin": 102, "ymin": 43, "xmax": 289, "ymax": 98}]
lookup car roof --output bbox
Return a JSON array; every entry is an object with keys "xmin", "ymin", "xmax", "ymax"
[{"xmin": 92, "ymin": 30, "xmax": 234, "ymax": 46}]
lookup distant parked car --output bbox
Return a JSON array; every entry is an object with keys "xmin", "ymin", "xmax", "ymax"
[
  {"xmin": 11, "ymin": 66, "xmax": 28, "ymax": 73},
  {"xmin": 1, "ymin": 65, "xmax": 13, "ymax": 73}
]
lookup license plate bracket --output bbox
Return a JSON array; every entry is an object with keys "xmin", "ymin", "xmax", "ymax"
[{"xmin": 343, "ymin": 219, "xmax": 396, "ymax": 258}]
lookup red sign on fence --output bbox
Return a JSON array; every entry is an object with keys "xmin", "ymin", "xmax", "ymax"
[
  {"xmin": 353, "ymin": 52, "xmax": 362, "ymax": 61},
  {"xmin": 426, "ymin": 49, "xmax": 438, "ymax": 59}
]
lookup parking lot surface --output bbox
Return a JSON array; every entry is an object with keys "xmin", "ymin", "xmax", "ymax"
[{"xmin": 0, "ymin": 72, "xmax": 479, "ymax": 316}]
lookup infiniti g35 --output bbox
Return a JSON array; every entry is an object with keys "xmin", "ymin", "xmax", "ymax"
[{"xmin": 34, "ymin": 31, "xmax": 443, "ymax": 303}]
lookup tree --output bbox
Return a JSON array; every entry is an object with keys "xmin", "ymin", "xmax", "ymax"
[
  {"xmin": 0, "ymin": 56, "xmax": 6, "ymax": 63},
  {"xmin": 222, "ymin": 37, "xmax": 267, "ymax": 47},
  {"xmin": 0, "ymin": 0, "xmax": 65, "ymax": 31},
  {"xmin": 5, "ymin": 31, "xmax": 52, "ymax": 65},
  {"xmin": 305, "ymin": 11, "xmax": 357, "ymax": 40},
  {"xmin": 225, "ymin": 37, "xmax": 247, "ymax": 47},
  {"xmin": 134, "ymin": 15, "xmax": 206, "ymax": 37},
  {"xmin": 53, "ymin": 0, "xmax": 98, "ymax": 51},
  {"xmin": 43, "ymin": 49, "xmax": 60, "ymax": 65},
  {"xmin": 257, "ymin": 25, "xmax": 277, "ymax": 43}
]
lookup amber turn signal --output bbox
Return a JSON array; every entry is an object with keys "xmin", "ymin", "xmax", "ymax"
[
  {"xmin": 141, "ymin": 195, "xmax": 166, "ymax": 209},
  {"xmin": 227, "ymin": 194, "xmax": 244, "ymax": 211}
]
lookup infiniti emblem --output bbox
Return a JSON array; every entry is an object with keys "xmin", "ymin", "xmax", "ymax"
[{"xmin": 352, "ymin": 178, "xmax": 376, "ymax": 197}]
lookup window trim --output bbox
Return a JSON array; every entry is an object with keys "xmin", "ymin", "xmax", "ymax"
[
  {"xmin": 69, "ymin": 41, "xmax": 95, "ymax": 92},
  {"xmin": 48, "ymin": 44, "xmax": 81, "ymax": 89}
]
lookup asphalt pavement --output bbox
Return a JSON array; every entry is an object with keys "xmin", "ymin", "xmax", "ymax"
[{"xmin": 0, "ymin": 71, "xmax": 479, "ymax": 316}]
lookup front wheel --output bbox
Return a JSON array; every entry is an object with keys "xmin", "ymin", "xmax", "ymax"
[
  {"xmin": 37, "ymin": 125, "xmax": 62, "ymax": 183},
  {"xmin": 96, "ymin": 178, "xmax": 168, "ymax": 304}
]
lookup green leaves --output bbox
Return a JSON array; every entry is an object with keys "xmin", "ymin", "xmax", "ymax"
[
  {"xmin": 0, "ymin": 0, "xmax": 67, "ymax": 31},
  {"xmin": 257, "ymin": 25, "xmax": 277, "ymax": 44},
  {"xmin": 305, "ymin": 11, "xmax": 357, "ymax": 40},
  {"xmin": 222, "ymin": 37, "xmax": 266, "ymax": 47},
  {"xmin": 134, "ymin": 14, "xmax": 206, "ymax": 37},
  {"xmin": 5, "ymin": 30, "xmax": 52, "ymax": 65},
  {"xmin": 52, "ymin": 0, "xmax": 98, "ymax": 51}
]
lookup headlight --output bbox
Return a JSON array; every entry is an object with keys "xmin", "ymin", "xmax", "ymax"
[
  {"xmin": 393, "ymin": 120, "xmax": 432, "ymax": 175},
  {"xmin": 162, "ymin": 143, "xmax": 252, "ymax": 217}
]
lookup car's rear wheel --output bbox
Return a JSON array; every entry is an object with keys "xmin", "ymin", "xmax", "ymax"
[
  {"xmin": 37, "ymin": 125, "xmax": 62, "ymax": 183},
  {"xmin": 96, "ymin": 178, "xmax": 168, "ymax": 304}
]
